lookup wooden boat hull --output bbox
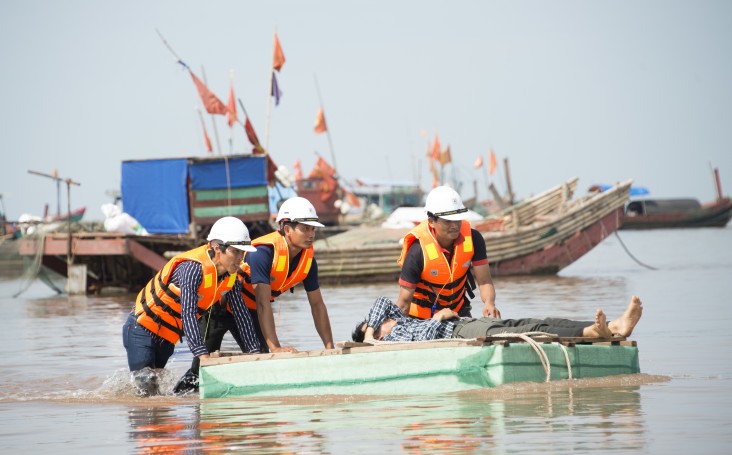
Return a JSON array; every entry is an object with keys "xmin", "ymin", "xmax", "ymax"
[
  {"xmin": 620, "ymin": 197, "xmax": 732, "ymax": 230},
  {"xmin": 199, "ymin": 339, "xmax": 639, "ymax": 398}
]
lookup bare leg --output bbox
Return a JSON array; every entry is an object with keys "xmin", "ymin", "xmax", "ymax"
[
  {"xmin": 608, "ymin": 296, "xmax": 643, "ymax": 337},
  {"xmin": 582, "ymin": 308, "xmax": 612, "ymax": 338}
]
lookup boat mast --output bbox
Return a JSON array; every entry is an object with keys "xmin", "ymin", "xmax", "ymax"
[{"xmin": 27, "ymin": 170, "xmax": 81, "ymax": 267}]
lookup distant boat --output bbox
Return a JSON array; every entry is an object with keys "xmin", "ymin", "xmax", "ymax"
[
  {"xmin": 48, "ymin": 207, "xmax": 86, "ymax": 223},
  {"xmin": 620, "ymin": 197, "xmax": 732, "ymax": 229},
  {"xmin": 619, "ymin": 166, "xmax": 732, "ymax": 230}
]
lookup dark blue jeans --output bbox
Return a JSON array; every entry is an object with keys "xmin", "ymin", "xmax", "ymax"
[{"xmin": 122, "ymin": 313, "xmax": 175, "ymax": 371}]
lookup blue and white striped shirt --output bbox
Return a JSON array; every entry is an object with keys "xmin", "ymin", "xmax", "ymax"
[
  {"xmin": 365, "ymin": 296, "xmax": 456, "ymax": 342},
  {"xmin": 171, "ymin": 261, "xmax": 260, "ymax": 356}
]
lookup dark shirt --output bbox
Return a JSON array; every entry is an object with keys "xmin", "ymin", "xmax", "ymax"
[
  {"xmin": 171, "ymin": 261, "xmax": 260, "ymax": 356},
  {"xmin": 399, "ymin": 228, "xmax": 488, "ymax": 288},
  {"xmin": 245, "ymin": 244, "xmax": 319, "ymax": 292}
]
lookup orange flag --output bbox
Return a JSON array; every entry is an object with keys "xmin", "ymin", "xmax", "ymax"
[
  {"xmin": 428, "ymin": 155, "xmax": 439, "ymax": 188},
  {"xmin": 272, "ymin": 33, "xmax": 286, "ymax": 72},
  {"xmin": 345, "ymin": 190, "xmax": 362, "ymax": 208},
  {"xmin": 190, "ymin": 71, "xmax": 227, "ymax": 115},
  {"xmin": 431, "ymin": 135, "xmax": 441, "ymax": 161},
  {"xmin": 314, "ymin": 107, "xmax": 327, "ymax": 134},
  {"xmin": 293, "ymin": 160, "xmax": 303, "ymax": 180},
  {"xmin": 439, "ymin": 145, "xmax": 452, "ymax": 165},
  {"xmin": 226, "ymin": 82, "xmax": 237, "ymax": 127},
  {"xmin": 198, "ymin": 114, "xmax": 213, "ymax": 153},
  {"xmin": 489, "ymin": 148, "xmax": 498, "ymax": 176},
  {"xmin": 473, "ymin": 154, "xmax": 483, "ymax": 169}
]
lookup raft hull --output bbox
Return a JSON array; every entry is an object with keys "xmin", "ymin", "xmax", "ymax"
[{"xmin": 199, "ymin": 339, "xmax": 639, "ymax": 399}]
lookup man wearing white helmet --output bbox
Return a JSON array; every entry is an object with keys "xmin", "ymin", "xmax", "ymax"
[
  {"xmin": 122, "ymin": 216, "xmax": 260, "ymax": 396},
  {"xmin": 386, "ymin": 186, "xmax": 497, "ymax": 327},
  {"xmin": 239, "ymin": 196, "xmax": 334, "ymax": 353}
]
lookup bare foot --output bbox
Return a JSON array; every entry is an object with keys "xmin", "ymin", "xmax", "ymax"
[
  {"xmin": 609, "ymin": 296, "xmax": 643, "ymax": 337},
  {"xmin": 583, "ymin": 308, "xmax": 613, "ymax": 338}
]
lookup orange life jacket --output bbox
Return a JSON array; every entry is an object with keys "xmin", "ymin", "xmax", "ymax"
[
  {"xmin": 397, "ymin": 220, "xmax": 474, "ymax": 319},
  {"xmin": 133, "ymin": 245, "xmax": 237, "ymax": 344},
  {"xmin": 237, "ymin": 231, "xmax": 314, "ymax": 310}
]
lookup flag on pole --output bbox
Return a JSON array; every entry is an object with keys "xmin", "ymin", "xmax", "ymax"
[
  {"xmin": 489, "ymin": 148, "xmax": 498, "ymax": 176},
  {"xmin": 293, "ymin": 160, "xmax": 303, "ymax": 180},
  {"xmin": 439, "ymin": 145, "xmax": 452, "ymax": 165},
  {"xmin": 473, "ymin": 154, "xmax": 483, "ymax": 169},
  {"xmin": 271, "ymin": 72, "xmax": 282, "ymax": 106},
  {"xmin": 190, "ymin": 71, "xmax": 227, "ymax": 115},
  {"xmin": 431, "ymin": 134, "xmax": 441, "ymax": 161},
  {"xmin": 314, "ymin": 107, "xmax": 327, "ymax": 134},
  {"xmin": 226, "ymin": 82, "xmax": 237, "ymax": 127},
  {"xmin": 244, "ymin": 117, "xmax": 265, "ymax": 155},
  {"xmin": 272, "ymin": 33, "xmax": 286, "ymax": 72},
  {"xmin": 198, "ymin": 114, "xmax": 213, "ymax": 153},
  {"xmin": 428, "ymin": 155, "xmax": 439, "ymax": 188}
]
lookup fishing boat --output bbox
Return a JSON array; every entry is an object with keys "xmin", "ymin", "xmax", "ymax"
[
  {"xmin": 620, "ymin": 197, "xmax": 732, "ymax": 229},
  {"xmin": 199, "ymin": 335, "xmax": 639, "ymax": 398},
  {"xmin": 312, "ymin": 178, "xmax": 632, "ymax": 283},
  {"xmin": 619, "ymin": 165, "xmax": 732, "ymax": 229}
]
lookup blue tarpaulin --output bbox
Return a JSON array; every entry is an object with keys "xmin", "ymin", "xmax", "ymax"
[
  {"xmin": 597, "ymin": 184, "xmax": 650, "ymax": 196},
  {"xmin": 121, "ymin": 159, "xmax": 190, "ymax": 234},
  {"xmin": 189, "ymin": 156, "xmax": 267, "ymax": 190}
]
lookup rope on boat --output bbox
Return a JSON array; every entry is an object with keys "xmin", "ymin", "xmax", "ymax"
[
  {"xmin": 493, "ymin": 332, "xmax": 552, "ymax": 382},
  {"xmin": 367, "ymin": 331, "xmax": 576, "ymax": 382},
  {"xmin": 614, "ymin": 231, "xmax": 657, "ymax": 270}
]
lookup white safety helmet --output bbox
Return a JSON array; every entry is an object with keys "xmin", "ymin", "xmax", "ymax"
[
  {"xmin": 206, "ymin": 216, "xmax": 256, "ymax": 252},
  {"xmin": 424, "ymin": 185, "xmax": 469, "ymax": 221},
  {"xmin": 276, "ymin": 197, "xmax": 325, "ymax": 227}
]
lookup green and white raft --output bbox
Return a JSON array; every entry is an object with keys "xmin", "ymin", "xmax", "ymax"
[{"xmin": 199, "ymin": 336, "xmax": 640, "ymax": 399}]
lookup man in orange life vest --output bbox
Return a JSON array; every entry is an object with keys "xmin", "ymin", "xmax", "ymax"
[
  {"xmin": 173, "ymin": 198, "xmax": 335, "ymax": 394},
  {"xmin": 242, "ymin": 196, "xmax": 335, "ymax": 353},
  {"xmin": 122, "ymin": 216, "xmax": 260, "ymax": 396},
  {"xmin": 393, "ymin": 185, "xmax": 499, "ymax": 324}
]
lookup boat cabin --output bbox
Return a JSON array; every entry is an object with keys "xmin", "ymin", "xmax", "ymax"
[{"xmin": 625, "ymin": 198, "xmax": 701, "ymax": 216}]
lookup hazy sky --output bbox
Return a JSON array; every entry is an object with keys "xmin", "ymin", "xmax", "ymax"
[{"xmin": 1, "ymin": 0, "xmax": 731, "ymax": 221}]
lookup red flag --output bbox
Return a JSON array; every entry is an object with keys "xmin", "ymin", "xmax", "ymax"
[
  {"xmin": 244, "ymin": 117, "xmax": 265, "ymax": 155},
  {"xmin": 293, "ymin": 160, "xmax": 303, "ymax": 180},
  {"xmin": 198, "ymin": 115, "xmax": 213, "ymax": 153},
  {"xmin": 431, "ymin": 135, "xmax": 441, "ymax": 161},
  {"xmin": 272, "ymin": 33, "xmax": 286, "ymax": 72},
  {"xmin": 308, "ymin": 157, "xmax": 336, "ymax": 179},
  {"xmin": 190, "ymin": 71, "xmax": 227, "ymax": 115},
  {"xmin": 473, "ymin": 154, "xmax": 483, "ymax": 169},
  {"xmin": 439, "ymin": 145, "xmax": 452, "ymax": 165},
  {"xmin": 226, "ymin": 82, "xmax": 237, "ymax": 127},
  {"xmin": 314, "ymin": 107, "xmax": 327, "ymax": 134},
  {"xmin": 489, "ymin": 148, "xmax": 498, "ymax": 176}
]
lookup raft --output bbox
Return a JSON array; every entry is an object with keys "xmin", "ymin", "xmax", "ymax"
[{"xmin": 199, "ymin": 336, "xmax": 640, "ymax": 399}]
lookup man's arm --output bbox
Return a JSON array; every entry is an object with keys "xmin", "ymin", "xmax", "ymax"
[
  {"xmin": 253, "ymin": 282, "xmax": 297, "ymax": 353},
  {"xmin": 473, "ymin": 263, "xmax": 499, "ymax": 318},
  {"xmin": 395, "ymin": 285, "xmax": 416, "ymax": 316},
  {"xmin": 227, "ymin": 282, "xmax": 261, "ymax": 353},
  {"xmin": 306, "ymin": 288, "xmax": 334, "ymax": 349}
]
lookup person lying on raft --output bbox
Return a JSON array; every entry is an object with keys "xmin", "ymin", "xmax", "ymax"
[{"xmin": 352, "ymin": 296, "xmax": 643, "ymax": 343}]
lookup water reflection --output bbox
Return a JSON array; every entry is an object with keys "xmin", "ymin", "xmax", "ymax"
[{"xmin": 126, "ymin": 377, "xmax": 657, "ymax": 454}]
